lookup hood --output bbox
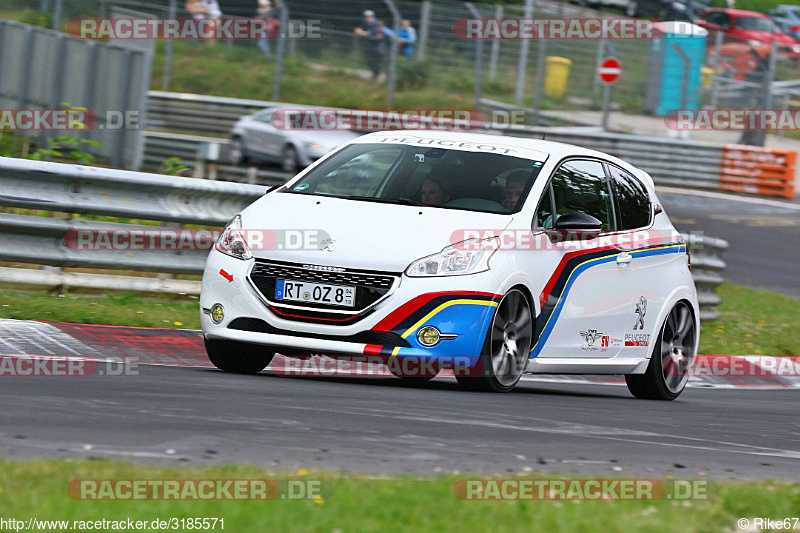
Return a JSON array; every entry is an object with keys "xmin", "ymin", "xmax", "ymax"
[{"xmin": 240, "ymin": 192, "xmax": 512, "ymax": 272}]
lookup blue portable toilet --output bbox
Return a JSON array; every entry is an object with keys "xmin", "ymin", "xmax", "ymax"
[{"xmin": 644, "ymin": 22, "xmax": 708, "ymax": 116}]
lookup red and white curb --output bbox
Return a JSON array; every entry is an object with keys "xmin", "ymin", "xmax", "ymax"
[{"xmin": 0, "ymin": 319, "xmax": 798, "ymax": 389}]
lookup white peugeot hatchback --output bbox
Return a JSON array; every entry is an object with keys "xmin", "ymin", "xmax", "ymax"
[{"xmin": 200, "ymin": 131, "xmax": 699, "ymax": 400}]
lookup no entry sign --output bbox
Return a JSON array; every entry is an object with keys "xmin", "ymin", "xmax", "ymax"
[{"xmin": 599, "ymin": 57, "xmax": 621, "ymax": 84}]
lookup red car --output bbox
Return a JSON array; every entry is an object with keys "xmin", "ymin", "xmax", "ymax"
[{"xmin": 696, "ymin": 8, "xmax": 800, "ymax": 59}]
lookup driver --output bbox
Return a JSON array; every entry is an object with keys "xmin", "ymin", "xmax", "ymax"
[
  {"xmin": 420, "ymin": 177, "xmax": 451, "ymax": 206},
  {"xmin": 503, "ymin": 171, "xmax": 529, "ymax": 211}
]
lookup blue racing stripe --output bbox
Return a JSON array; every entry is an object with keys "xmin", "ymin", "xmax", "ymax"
[{"xmin": 529, "ymin": 245, "xmax": 685, "ymax": 358}]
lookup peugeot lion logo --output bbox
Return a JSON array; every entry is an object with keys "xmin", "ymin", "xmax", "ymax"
[
  {"xmin": 580, "ymin": 329, "xmax": 600, "ymax": 346},
  {"xmin": 319, "ymin": 238, "xmax": 335, "ymax": 252},
  {"xmin": 634, "ymin": 297, "xmax": 647, "ymax": 330}
]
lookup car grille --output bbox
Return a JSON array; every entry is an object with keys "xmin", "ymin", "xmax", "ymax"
[
  {"xmin": 248, "ymin": 260, "xmax": 399, "ymax": 316},
  {"xmin": 251, "ymin": 261, "xmax": 396, "ymax": 290}
]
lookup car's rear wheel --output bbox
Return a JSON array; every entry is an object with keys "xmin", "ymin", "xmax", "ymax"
[
  {"xmin": 456, "ymin": 289, "xmax": 533, "ymax": 393},
  {"xmin": 205, "ymin": 339, "xmax": 274, "ymax": 374},
  {"xmin": 281, "ymin": 144, "xmax": 299, "ymax": 173},
  {"xmin": 625, "ymin": 301, "xmax": 696, "ymax": 400},
  {"xmin": 230, "ymin": 137, "xmax": 248, "ymax": 165}
]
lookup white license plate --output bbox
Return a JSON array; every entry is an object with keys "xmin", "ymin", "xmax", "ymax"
[{"xmin": 275, "ymin": 279, "xmax": 356, "ymax": 307}]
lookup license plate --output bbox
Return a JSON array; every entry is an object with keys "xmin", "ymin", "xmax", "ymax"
[{"xmin": 275, "ymin": 279, "xmax": 356, "ymax": 307}]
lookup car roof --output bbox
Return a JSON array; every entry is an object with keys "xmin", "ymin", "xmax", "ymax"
[
  {"xmin": 704, "ymin": 8, "xmax": 770, "ymax": 18},
  {"xmin": 351, "ymin": 130, "xmax": 654, "ymax": 187}
]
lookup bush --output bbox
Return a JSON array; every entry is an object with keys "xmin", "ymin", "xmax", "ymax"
[{"xmin": 397, "ymin": 61, "xmax": 430, "ymax": 91}]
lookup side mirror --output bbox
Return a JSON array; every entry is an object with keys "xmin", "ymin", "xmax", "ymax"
[
  {"xmin": 555, "ymin": 211, "xmax": 603, "ymax": 231},
  {"xmin": 546, "ymin": 211, "xmax": 603, "ymax": 243}
]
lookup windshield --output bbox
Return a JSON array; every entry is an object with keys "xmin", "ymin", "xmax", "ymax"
[
  {"xmin": 280, "ymin": 143, "xmax": 546, "ymax": 214},
  {"xmin": 736, "ymin": 16, "xmax": 777, "ymax": 32}
]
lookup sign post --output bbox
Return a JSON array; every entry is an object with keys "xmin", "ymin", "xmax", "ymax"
[{"xmin": 599, "ymin": 57, "xmax": 621, "ymax": 131}]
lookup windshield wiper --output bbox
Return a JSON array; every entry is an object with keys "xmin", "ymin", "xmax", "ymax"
[{"xmin": 325, "ymin": 195, "xmax": 427, "ymax": 206}]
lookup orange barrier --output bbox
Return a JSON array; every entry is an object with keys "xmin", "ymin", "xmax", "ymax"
[{"xmin": 720, "ymin": 144, "xmax": 797, "ymax": 199}]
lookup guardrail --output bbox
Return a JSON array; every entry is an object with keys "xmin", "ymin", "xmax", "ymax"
[
  {"xmin": 683, "ymin": 233, "xmax": 729, "ymax": 321},
  {"xmin": 0, "ymin": 157, "xmax": 728, "ymax": 319},
  {"xmin": 143, "ymin": 131, "xmax": 291, "ymax": 185}
]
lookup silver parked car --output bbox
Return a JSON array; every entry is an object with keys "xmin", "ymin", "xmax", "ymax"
[{"xmin": 230, "ymin": 106, "xmax": 361, "ymax": 172}]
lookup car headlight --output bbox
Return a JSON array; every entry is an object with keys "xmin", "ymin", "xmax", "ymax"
[
  {"xmin": 792, "ymin": 44, "xmax": 800, "ymax": 53},
  {"xmin": 214, "ymin": 215, "xmax": 252, "ymax": 260},
  {"xmin": 672, "ymin": 2, "xmax": 686, "ymax": 11},
  {"xmin": 306, "ymin": 141, "xmax": 325, "ymax": 154},
  {"xmin": 747, "ymin": 39, "xmax": 762, "ymax": 46},
  {"xmin": 405, "ymin": 238, "xmax": 497, "ymax": 277}
]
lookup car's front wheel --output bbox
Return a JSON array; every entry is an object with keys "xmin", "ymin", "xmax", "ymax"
[
  {"xmin": 205, "ymin": 339, "xmax": 275, "ymax": 374},
  {"xmin": 456, "ymin": 289, "xmax": 533, "ymax": 393},
  {"xmin": 625, "ymin": 301, "xmax": 696, "ymax": 400}
]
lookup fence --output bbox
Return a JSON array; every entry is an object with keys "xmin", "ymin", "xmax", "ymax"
[
  {"xmin": 0, "ymin": 156, "xmax": 727, "ymax": 319},
  {"xmin": 30, "ymin": 0, "xmax": 800, "ymax": 141},
  {"xmin": 0, "ymin": 18, "xmax": 152, "ymax": 169}
]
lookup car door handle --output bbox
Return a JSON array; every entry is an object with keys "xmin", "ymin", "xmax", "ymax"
[{"xmin": 616, "ymin": 252, "xmax": 633, "ymax": 266}]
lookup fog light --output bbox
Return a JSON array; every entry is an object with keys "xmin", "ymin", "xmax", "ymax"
[
  {"xmin": 417, "ymin": 326, "xmax": 441, "ymax": 347},
  {"xmin": 210, "ymin": 304, "xmax": 224, "ymax": 324}
]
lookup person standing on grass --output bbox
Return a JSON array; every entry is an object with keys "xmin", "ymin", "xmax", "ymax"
[
  {"xmin": 354, "ymin": 10, "xmax": 382, "ymax": 80},
  {"xmin": 396, "ymin": 19, "xmax": 416, "ymax": 60},
  {"xmin": 186, "ymin": 0, "xmax": 222, "ymax": 45},
  {"xmin": 256, "ymin": 0, "xmax": 273, "ymax": 57}
]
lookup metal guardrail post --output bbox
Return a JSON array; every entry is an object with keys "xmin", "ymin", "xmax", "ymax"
[
  {"xmin": 52, "ymin": 0, "xmax": 63, "ymax": 31},
  {"xmin": 488, "ymin": 4, "xmax": 502, "ymax": 82},
  {"xmin": 466, "ymin": 3, "xmax": 483, "ymax": 111},
  {"xmin": 709, "ymin": 31, "xmax": 723, "ymax": 109},
  {"xmin": 417, "ymin": 0, "xmax": 431, "ymax": 62},
  {"xmin": 272, "ymin": 2, "xmax": 289, "ymax": 101},
  {"xmin": 514, "ymin": 0, "xmax": 533, "ymax": 106},
  {"xmin": 162, "ymin": 0, "xmax": 177, "ymax": 90},
  {"xmin": 383, "ymin": 0, "xmax": 401, "ymax": 108}
]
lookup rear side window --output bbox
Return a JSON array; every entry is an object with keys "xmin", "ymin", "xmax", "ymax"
[{"xmin": 608, "ymin": 165, "xmax": 652, "ymax": 230}]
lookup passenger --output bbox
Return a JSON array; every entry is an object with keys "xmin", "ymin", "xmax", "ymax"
[
  {"xmin": 504, "ymin": 170, "xmax": 529, "ymax": 211},
  {"xmin": 420, "ymin": 177, "xmax": 450, "ymax": 206}
]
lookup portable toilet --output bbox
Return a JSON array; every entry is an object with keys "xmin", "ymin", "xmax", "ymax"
[{"xmin": 644, "ymin": 22, "xmax": 708, "ymax": 116}]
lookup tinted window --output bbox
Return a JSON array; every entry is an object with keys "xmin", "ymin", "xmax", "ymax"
[
  {"xmin": 608, "ymin": 165, "xmax": 652, "ymax": 230},
  {"xmin": 550, "ymin": 160, "xmax": 614, "ymax": 230},
  {"xmin": 284, "ymin": 143, "xmax": 545, "ymax": 214}
]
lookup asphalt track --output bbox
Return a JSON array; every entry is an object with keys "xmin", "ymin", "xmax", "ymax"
[
  {"xmin": 1, "ymin": 360, "xmax": 798, "ymax": 480},
  {"xmin": 658, "ymin": 189, "xmax": 800, "ymax": 297},
  {"xmin": 0, "ymin": 189, "xmax": 797, "ymax": 480}
]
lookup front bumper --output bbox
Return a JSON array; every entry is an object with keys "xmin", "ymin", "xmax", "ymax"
[{"xmin": 200, "ymin": 250, "xmax": 502, "ymax": 366}]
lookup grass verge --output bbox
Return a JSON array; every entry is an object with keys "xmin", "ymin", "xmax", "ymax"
[
  {"xmin": 0, "ymin": 460, "xmax": 798, "ymax": 532},
  {"xmin": 0, "ymin": 282, "xmax": 798, "ymax": 356}
]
